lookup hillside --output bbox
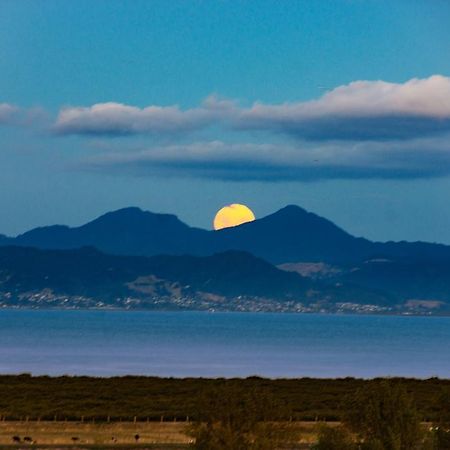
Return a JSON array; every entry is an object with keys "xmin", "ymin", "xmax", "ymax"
[
  {"xmin": 2, "ymin": 206, "xmax": 450, "ymax": 313},
  {"xmin": 11, "ymin": 208, "xmax": 212, "ymax": 257},
  {"xmin": 4, "ymin": 205, "xmax": 450, "ymax": 265},
  {"xmin": 0, "ymin": 246, "xmax": 312, "ymax": 310},
  {"xmin": 0, "ymin": 245, "xmax": 396, "ymax": 312}
]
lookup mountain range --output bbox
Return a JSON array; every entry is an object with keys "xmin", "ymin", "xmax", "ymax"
[
  {"xmin": 0, "ymin": 245, "xmax": 393, "ymax": 311},
  {"xmin": 1, "ymin": 205, "xmax": 450, "ymax": 313},
  {"xmin": 4, "ymin": 205, "xmax": 450, "ymax": 264}
]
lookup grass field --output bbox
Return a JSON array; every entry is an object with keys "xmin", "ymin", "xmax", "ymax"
[
  {"xmin": 0, "ymin": 421, "xmax": 190, "ymax": 447},
  {"xmin": 0, "ymin": 377, "xmax": 446, "ymax": 449},
  {"xmin": 0, "ymin": 421, "xmax": 324, "ymax": 448}
]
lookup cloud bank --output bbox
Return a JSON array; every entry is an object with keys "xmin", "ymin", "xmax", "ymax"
[
  {"xmin": 8, "ymin": 75, "xmax": 450, "ymax": 181},
  {"xmin": 54, "ymin": 75, "xmax": 450, "ymax": 140},
  {"xmin": 81, "ymin": 137, "xmax": 450, "ymax": 181},
  {"xmin": 72, "ymin": 75, "xmax": 450, "ymax": 181},
  {"xmin": 238, "ymin": 75, "xmax": 450, "ymax": 140}
]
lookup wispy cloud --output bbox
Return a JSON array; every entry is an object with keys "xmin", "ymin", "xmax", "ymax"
[
  {"xmin": 0, "ymin": 103, "xmax": 19, "ymax": 125},
  {"xmin": 0, "ymin": 103, "xmax": 49, "ymax": 129},
  {"xmin": 79, "ymin": 137, "xmax": 450, "ymax": 181}
]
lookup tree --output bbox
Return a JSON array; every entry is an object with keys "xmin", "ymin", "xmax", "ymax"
[
  {"xmin": 189, "ymin": 382, "xmax": 299, "ymax": 450},
  {"xmin": 343, "ymin": 380, "xmax": 423, "ymax": 450},
  {"xmin": 432, "ymin": 389, "xmax": 450, "ymax": 450}
]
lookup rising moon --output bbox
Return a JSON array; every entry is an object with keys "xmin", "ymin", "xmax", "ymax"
[{"xmin": 213, "ymin": 203, "xmax": 256, "ymax": 230}]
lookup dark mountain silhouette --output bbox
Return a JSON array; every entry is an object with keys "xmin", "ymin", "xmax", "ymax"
[
  {"xmin": 0, "ymin": 234, "xmax": 11, "ymax": 245},
  {"xmin": 1, "ymin": 243, "xmax": 450, "ymax": 310},
  {"xmin": 4, "ymin": 205, "xmax": 450, "ymax": 265},
  {"xmin": 212, "ymin": 205, "xmax": 374, "ymax": 263},
  {"xmin": 12, "ymin": 207, "xmax": 212, "ymax": 257},
  {"xmin": 338, "ymin": 259, "xmax": 450, "ymax": 303},
  {"xmin": 0, "ymin": 245, "xmax": 396, "ymax": 309},
  {"xmin": 0, "ymin": 246, "xmax": 312, "ymax": 303}
]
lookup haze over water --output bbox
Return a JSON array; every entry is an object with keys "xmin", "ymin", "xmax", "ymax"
[{"xmin": 0, "ymin": 310, "xmax": 448, "ymax": 378}]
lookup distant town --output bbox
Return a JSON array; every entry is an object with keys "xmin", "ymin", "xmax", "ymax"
[{"xmin": 1, "ymin": 290, "xmax": 444, "ymax": 316}]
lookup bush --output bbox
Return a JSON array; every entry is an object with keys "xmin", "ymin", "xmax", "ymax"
[
  {"xmin": 313, "ymin": 425, "xmax": 356, "ymax": 450},
  {"xmin": 189, "ymin": 382, "xmax": 299, "ymax": 450},
  {"xmin": 343, "ymin": 381, "xmax": 423, "ymax": 450},
  {"xmin": 432, "ymin": 388, "xmax": 450, "ymax": 449}
]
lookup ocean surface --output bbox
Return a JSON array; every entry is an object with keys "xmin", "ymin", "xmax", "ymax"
[{"xmin": 0, "ymin": 310, "xmax": 449, "ymax": 378}]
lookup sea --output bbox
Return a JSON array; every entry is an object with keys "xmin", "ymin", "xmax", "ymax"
[{"xmin": 0, "ymin": 309, "xmax": 448, "ymax": 378}]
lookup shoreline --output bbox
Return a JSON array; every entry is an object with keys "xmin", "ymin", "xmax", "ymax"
[{"xmin": 1, "ymin": 306, "xmax": 450, "ymax": 317}]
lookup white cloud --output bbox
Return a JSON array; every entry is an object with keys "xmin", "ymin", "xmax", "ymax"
[
  {"xmin": 52, "ymin": 75, "xmax": 450, "ymax": 140},
  {"xmin": 237, "ymin": 75, "xmax": 450, "ymax": 140},
  {"xmin": 53, "ymin": 95, "xmax": 234, "ymax": 136},
  {"xmin": 51, "ymin": 74, "xmax": 450, "ymax": 181}
]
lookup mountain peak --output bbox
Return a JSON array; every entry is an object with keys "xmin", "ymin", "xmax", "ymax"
[
  {"xmin": 273, "ymin": 204, "xmax": 309, "ymax": 216},
  {"xmin": 93, "ymin": 206, "xmax": 177, "ymax": 221},
  {"xmin": 4, "ymin": 204, "xmax": 450, "ymax": 266},
  {"xmin": 84, "ymin": 207, "xmax": 183, "ymax": 230},
  {"xmin": 260, "ymin": 204, "xmax": 321, "ymax": 226}
]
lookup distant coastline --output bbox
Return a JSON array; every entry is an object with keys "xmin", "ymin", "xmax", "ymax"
[
  {"xmin": 1, "ymin": 304, "xmax": 449, "ymax": 316},
  {"xmin": 3, "ymin": 206, "xmax": 450, "ymax": 316}
]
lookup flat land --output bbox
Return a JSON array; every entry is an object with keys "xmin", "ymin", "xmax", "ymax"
[
  {"xmin": 0, "ymin": 421, "xmax": 190, "ymax": 447},
  {"xmin": 0, "ymin": 376, "xmax": 446, "ymax": 449},
  {"xmin": 0, "ymin": 421, "xmax": 322, "ymax": 448}
]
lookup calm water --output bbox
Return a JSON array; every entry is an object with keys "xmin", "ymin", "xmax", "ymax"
[{"xmin": 0, "ymin": 310, "xmax": 448, "ymax": 378}]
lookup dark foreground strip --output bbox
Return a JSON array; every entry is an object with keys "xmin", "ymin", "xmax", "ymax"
[{"xmin": 0, "ymin": 375, "xmax": 449, "ymax": 422}]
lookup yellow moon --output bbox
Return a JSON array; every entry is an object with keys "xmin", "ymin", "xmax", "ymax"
[{"xmin": 213, "ymin": 203, "xmax": 256, "ymax": 230}]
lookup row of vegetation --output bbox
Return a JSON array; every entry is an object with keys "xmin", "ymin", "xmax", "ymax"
[
  {"xmin": 188, "ymin": 381, "xmax": 450, "ymax": 449},
  {"xmin": 0, "ymin": 375, "xmax": 449, "ymax": 422}
]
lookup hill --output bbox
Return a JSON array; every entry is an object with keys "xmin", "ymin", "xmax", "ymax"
[
  {"xmin": 0, "ymin": 245, "xmax": 396, "ymax": 311},
  {"xmin": 10, "ymin": 207, "xmax": 212, "ymax": 257},
  {"xmin": 2, "ymin": 206, "xmax": 450, "ymax": 312},
  {"xmin": 0, "ymin": 246, "xmax": 312, "ymax": 310},
  {"xmin": 4, "ymin": 205, "xmax": 450, "ymax": 265}
]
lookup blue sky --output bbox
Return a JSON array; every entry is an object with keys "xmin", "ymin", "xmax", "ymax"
[{"xmin": 1, "ymin": 0, "xmax": 450, "ymax": 243}]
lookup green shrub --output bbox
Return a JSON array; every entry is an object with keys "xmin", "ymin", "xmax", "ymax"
[
  {"xmin": 343, "ymin": 381, "xmax": 422, "ymax": 450},
  {"xmin": 189, "ymin": 382, "xmax": 299, "ymax": 450}
]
